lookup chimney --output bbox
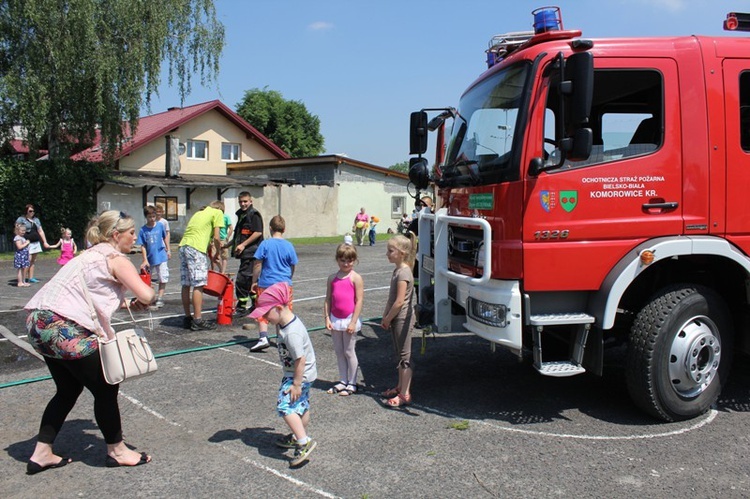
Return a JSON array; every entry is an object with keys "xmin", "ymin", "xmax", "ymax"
[{"xmin": 166, "ymin": 135, "xmax": 181, "ymax": 177}]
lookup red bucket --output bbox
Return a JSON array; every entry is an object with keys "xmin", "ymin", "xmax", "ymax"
[
  {"xmin": 204, "ymin": 270, "xmax": 229, "ymax": 297},
  {"xmin": 139, "ymin": 268, "xmax": 151, "ymax": 287}
]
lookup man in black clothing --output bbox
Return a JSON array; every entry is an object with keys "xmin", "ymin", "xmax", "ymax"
[{"xmin": 231, "ymin": 191, "xmax": 264, "ymax": 315}]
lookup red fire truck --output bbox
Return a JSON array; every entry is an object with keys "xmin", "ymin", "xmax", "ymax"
[{"xmin": 408, "ymin": 8, "xmax": 750, "ymax": 421}]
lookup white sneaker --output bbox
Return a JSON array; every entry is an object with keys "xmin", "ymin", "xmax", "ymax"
[
  {"xmin": 155, "ymin": 299, "xmax": 165, "ymax": 309},
  {"xmin": 250, "ymin": 337, "xmax": 270, "ymax": 352}
]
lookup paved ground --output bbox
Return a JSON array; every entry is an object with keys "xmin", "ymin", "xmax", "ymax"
[{"xmin": 1, "ymin": 242, "xmax": 750, "ymax": 498}]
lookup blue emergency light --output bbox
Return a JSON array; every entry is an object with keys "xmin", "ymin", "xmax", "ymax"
[{"xmin": 532, "ymin": 6, "xmax": 562, "ymax": 34}]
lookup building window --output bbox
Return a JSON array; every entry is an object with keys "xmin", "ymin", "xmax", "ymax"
[
  {"xmin": 221, "ymin": 142, "xmax": 241, "ymax": 162},
  {"xmin": 186, "ymin": 140, "xmax": 208, "ymax": 160},
  {"xmin": 391, "ymin": 196, "xmax": 406, "ymax": 218},
  {"xmin": 154, "ymin": 196, "xmax": 178, "ymax": 221}
]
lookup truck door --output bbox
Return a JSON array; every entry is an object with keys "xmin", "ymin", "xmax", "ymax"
[
  {"xmin": 723, "ymin": 60, "xmax": 750, "ymax": 250},
  {"xmin": 524, "ymin": 58, "xmax": 684, "ymax": 292}
]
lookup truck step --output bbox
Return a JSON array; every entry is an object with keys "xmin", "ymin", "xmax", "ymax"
[
  {"xmin": 535, "ymin": 361, "xmax": 586, "ymax": 377},
  {"xmin": 529, "ymin": 313, "xmax": 595, "ymax": 326}
]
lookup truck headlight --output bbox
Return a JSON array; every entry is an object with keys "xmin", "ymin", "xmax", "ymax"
[{"xmin": 467, "ymin": 297, "xmax": 507, "ymax": 327}]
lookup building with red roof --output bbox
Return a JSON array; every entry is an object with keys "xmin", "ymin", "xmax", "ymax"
[
  {"xmin": 65, "ymin": 100, "xmax": 412, "ymax": 240},
  {"xmin": 74, "ymin": 99, "xmax": 288, "ymax": 173}
]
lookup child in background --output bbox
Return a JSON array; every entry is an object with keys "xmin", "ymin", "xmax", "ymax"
[
  {"xmin": 247, "ymin": 215, "xmax": 299, "ymax": 351},
  {"xmin": 368, "ymin": 216, "xmax": 378, "ymax": 246},
  {"xmin": 324, "ymin": 244, "xmax": 364, "ymax": 396},
  {"xmin": 155, "ymin": 204, "xmax": 172, "ymax": 260},
  {"xmin": 13, "ymin": 223, "xmax": 31, "ymax": 287},
  {"xmin": 48, "ymin": 227, "xmax": 77, "ymax": 266},
  {"xmin": 248, "ymin": 282, "xmax": 318, "ymax": 467},
  {"xmin": 137, "ymin": 205, "xmax": 169, "ymax": 308},
  {"xmin": 343, "ymin": 233, "xmax": 353, "ymax": 246},
  {"xmin": 380, "ymin": 234, "xmax": 417, "ymax": 407}
]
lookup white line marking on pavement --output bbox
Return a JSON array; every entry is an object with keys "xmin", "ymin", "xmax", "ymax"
[
  {"xmin": 411, "ymin": 403, "xmax": 717, "ymax": 440},
  {"xmin": 119, "ymin": 383, "xmax": 339, "ymax": 497},
  {"xmin": 293, "ymin": 285, "xmax": 390, "ymax": 303},
  {"xmin": 293, "ymin": 270, "xmax": 389, "ymax": 284},
  {"xmin": 236, "ymin": 453, "xmax": 340, "ymax": 498},
  {"xmin": 158, "ymin": 329, "xmax": 281, "ymax": 368},
  {"xmin": 118, "ymin": 391, "xmax": 182, "ymax": 427}
]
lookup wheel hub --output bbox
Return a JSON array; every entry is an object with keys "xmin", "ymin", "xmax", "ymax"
[{"xmin": 668, "ymin": 316, "xmax": 721, "ymax": 398}]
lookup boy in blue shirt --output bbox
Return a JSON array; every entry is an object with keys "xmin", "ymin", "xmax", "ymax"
[
  {"xmin": 138, "ymin": 205, "xmax": 169, "ymax": 308},
  {"xmin": 246, "ymin": 215, "xmax": 298, "ymax": 351}
]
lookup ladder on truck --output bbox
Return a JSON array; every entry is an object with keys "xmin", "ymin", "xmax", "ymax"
[
  {"xmin": 528, "ymin": 311, "xmax": 594, "ymax": 377},
  {"xmin": 486, "ymin": 31, "xmax": 535, "ymax": 63}
]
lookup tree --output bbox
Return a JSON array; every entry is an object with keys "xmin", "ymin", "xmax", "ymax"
[
  {"xmin": 389, "ymin": 161, "xmax": 409, "ymax": 174},
  {"xmin": 0, "ymin": 157, "xmax": 110, "ymax": 247},
  {"xmin": 236, "ymin": 88, "xmax": 324, "ymax": 158},
  {"xmin": 0, "ymin": 0, "xmax": 225, "ymax": 161}
]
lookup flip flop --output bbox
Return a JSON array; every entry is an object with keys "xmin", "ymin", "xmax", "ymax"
[
  {"xmin": 105, "ymin": 452, "xmax": 150, "ymax": 468},
  {"xmin": 326, "ymin": 382, "xmax": 347, "ymax": 394},
  {"xmin": 380, "ymin": 387, "xmax": 399, "ymax": 398},
  {"xmin": 26, "ymin": 457, "xmax": 71, "ymax": 475}
]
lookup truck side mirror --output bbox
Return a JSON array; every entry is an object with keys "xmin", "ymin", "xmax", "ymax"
[
  {"xmin": 565, "ymin": 51, "xmax": 593, "ymax": 126},
  {"xmin": 408, "ymin": 157, "xmax": 430, "ymax": 189},
  {"xmin": 567, "ymin": 128, "xmax": 593, "ymax": 161},
  {"xmin": 410, "ymin": 111, "xmax": 429, "ymax": 155}
]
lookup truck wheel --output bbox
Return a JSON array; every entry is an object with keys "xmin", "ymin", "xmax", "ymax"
[{"xmin": 626, "ymin": 285, "xmax": 732, "ymax": 421}]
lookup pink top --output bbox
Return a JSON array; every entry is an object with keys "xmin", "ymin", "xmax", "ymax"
[
  {"xmin": 355, "ymin": 213, "xmax": 369, "ymax": 223},
  {"xmin": 330, "ymin": 274, "xmax": 356, "ymax": 318},
  {"xmin": 26, "ymin": 243, "xmax": 126, "ymax": 336}
]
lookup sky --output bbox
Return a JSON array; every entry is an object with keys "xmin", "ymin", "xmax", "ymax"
[{"xmin": 145, "ymin": 0, "xmax": 739, "ymax": 168}]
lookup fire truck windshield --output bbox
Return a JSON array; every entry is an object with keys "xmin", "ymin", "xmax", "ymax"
[{"xmin": 441, "ymin": 62, "xmax": 531, "ymax": 187}]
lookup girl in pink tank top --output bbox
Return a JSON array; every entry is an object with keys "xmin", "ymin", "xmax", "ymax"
[
  {"xmin": 50, "ymin": 227, "xmax": 77, "ymax": 265},
  {"xmin": 324, "ymin": 244, "xmax": 364, "ymax": 396}
]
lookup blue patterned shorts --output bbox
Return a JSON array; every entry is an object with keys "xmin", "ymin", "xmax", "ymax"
[
  {"xmin": 179, "ymin": 245, "xmax": 208, "ymax": 287},
  {"xmin": 277, "ymin": 377, "xmax": 312, "ymax": 417}
]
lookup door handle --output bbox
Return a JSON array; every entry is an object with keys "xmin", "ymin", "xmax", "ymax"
[{"xmin": 642, "ymin": 201, "xmax": 678, "ymax": 210}]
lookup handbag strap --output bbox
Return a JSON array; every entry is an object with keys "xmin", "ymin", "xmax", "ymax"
[
  {"xmin": 79, "ymin": 271, "xmax": 108, "ymax": 338},
  {"xmin": 78, "ymin": 270, "xmax": 151, "ymax": 335}
]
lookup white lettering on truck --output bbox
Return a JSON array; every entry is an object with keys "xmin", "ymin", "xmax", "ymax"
[{"xmin": 582, "ymin": 175, "xmax": 665, "ymax": 199}]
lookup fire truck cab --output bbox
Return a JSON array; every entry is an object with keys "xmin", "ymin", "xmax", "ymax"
[{"xmin": 408, "ymin": 8, "xmax": 750, "ymax": 421}]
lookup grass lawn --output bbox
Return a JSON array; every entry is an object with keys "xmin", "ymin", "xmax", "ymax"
[{"xmin": 0, "ymin": 234, "xmax": 393, "ymax": 261}]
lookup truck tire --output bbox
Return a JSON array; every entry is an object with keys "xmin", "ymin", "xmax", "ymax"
[{"xmin": 626, "ymin": 284, "xmax": 732, "ymax": 422}]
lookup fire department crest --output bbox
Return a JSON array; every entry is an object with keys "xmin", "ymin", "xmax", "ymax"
[
  {"xmin": 540, "ymin": 190, "xmax": 557, "ymax": 212},
  {"xmin": 560, "ymin": 190, "xmax": 578, "ymax": 212}
]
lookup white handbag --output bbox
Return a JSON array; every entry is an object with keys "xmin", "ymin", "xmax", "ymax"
[
  {"xmin": 80, "ymin": 274, "xmax": 158, "ymax": 385},
  {"xmin": 98, "ymin": 327, "xmax": 157, "ymax": 385}
]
